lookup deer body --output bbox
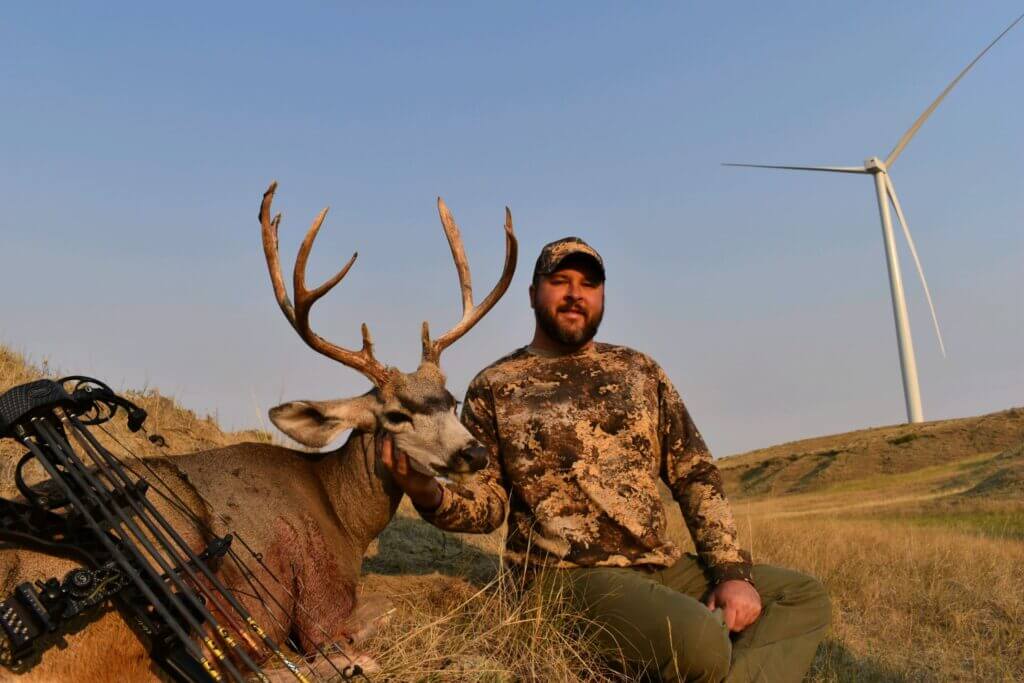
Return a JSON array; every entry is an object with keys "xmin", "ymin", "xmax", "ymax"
[
  {"xmin": 167, "ymin": 433, "xmax": 404, "ymax": 654},
  {"xmin": 4, "ymin": 432, "xmax": 398, "ymax": 681},
  {"xmin": 0, "ymin": 183, "xmax": 517, "ymax": 680}
]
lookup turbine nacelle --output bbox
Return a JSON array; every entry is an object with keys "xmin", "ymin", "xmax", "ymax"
[{"xmin": 864, "ymin": 157, "xmax": 887, "ymax": 173}]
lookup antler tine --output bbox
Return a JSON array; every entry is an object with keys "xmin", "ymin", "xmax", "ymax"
[
  {"xmin": 423, "ymin": 204, "xmax": 518, "ymax": 364},
  {"xmin": 260, "ymin": 182, "xmax": 298, "ymax": 328},
  {"xmin": 292, "ymin": 207, "xmax": 360, "ymax": 309},
  {"xmin": 437, "ymin": 197, "xmax": 474, "ymax": 315},
  {"xmin": 421, "ymin": 320, "xmax": 433, "ymax": 362},
  {"xmin": 259, "ymin": 182, "xmax": 390, "ymax": 387}
]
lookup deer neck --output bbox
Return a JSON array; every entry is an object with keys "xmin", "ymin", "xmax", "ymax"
[{"xmin": 312, "ymin": 430, "xmax": 403, "ymax": 561}]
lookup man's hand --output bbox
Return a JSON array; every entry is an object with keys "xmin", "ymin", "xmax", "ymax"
[
  {"xmin": 705, "ymin": 580, "xmax": 762, "ymax": 633},
  {"xmin": 377, "ymin": 433, "xmax": 444, "ymax": 512}
]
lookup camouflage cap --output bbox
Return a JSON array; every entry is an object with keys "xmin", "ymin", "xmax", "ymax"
[{"xmin": 533, "ymin": 236, "xmax": 606, "ymax": 282}]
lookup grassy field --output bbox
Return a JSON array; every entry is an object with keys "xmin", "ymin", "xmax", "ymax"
[
  {"xmin": 355, "ymin": 470, "xmax": 1023, "ymax": 681},
  {"xmin": 358, "ymin": 410, "xmax": 1023, "ymax": 681},
  {"xmin": 2, "ymin": 345, "xmax": 1022, "ymax": 681}
]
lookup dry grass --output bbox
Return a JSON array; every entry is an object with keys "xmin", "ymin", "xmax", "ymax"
[
  {"xmin": 356, "ymin": 485, "xmax": 1023, "ymax": 681},
  {"xmin": 358, "ymin": 436, "xmax": 1024, "ymax": 681},
  {"xmin": 361, "ymin": 562, "xmax": 628, "ymax": 681},
  {"xmin": 741, "ymin": 512, "xmax": 1024, "ymax": 682},
  {"xmin": 359, "ymin": 513, "xmax": 620, "ymax": 681}
]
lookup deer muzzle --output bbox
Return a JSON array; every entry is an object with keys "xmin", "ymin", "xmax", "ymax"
[{"xmin": 452, "ymin": 443, "xmax": 488, "ymax": 473}]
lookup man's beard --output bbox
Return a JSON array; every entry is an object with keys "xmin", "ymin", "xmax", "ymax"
[{"xmin": 534, "ymin": 299, "xmax": 604, "ymax": 347}]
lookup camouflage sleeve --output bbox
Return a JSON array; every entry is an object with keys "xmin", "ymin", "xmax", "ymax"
[
  {"xmin": 657, "ymin": 368, "xmax": 753, "ymax": 585},
  {"xmin": 415, "ymin": 373, "xmax": 508, "ymax": 533}
]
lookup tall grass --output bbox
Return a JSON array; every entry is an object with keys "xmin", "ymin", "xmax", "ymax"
[
  {"xmin": 363, "ymin": 565, "xmax": 624, "ymax": 681},
  {"xmin": 358, "ymin": 499, "xmax": 1023, "ymax": 682},
  {"xmin": 744, "ymin": 512, "xmax": 1024, "ymax": 682}
]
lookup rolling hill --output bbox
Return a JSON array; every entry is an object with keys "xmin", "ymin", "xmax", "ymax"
[{"xmin": 717, "ymin": 407, "xmax": 1024, "ymax": 499}]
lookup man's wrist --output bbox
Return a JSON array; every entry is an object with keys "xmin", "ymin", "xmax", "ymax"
[
  {"xmin": 409, "ymin": 480, "xmax": 444, "ymax": 512},
  {"xmin": 707, "ymin": 555, "xmax": 755, "ymax": 587}
]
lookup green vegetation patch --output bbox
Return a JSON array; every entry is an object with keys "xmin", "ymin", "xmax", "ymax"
[
  {"xmin": 823, "ymin": 451, "xmax": 998, "ymax": 495},
  {"xmin": 889, "ymin": 509, "xmax": 1024, "ymax": 540},
  {"xmin": 887, "ymin": 432, "xmax": 922, "ymax": 445}
]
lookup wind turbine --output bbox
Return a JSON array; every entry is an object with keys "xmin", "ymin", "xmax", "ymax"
[{"xmin": 725, "ymin": 13, "xmax": 1023, "ymax": 424}]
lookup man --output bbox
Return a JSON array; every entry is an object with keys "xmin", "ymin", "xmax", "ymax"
[{"xmin": 381, "ymin": 237, "xmax": 830, "ymax": 681}]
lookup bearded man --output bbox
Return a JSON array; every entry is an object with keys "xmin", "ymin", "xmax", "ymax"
[{"xmin": 381, "ymin": 237, "xmax": 831, "ymax": 682}]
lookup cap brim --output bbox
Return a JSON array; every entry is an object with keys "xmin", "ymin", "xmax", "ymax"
[{"xmin": 541, "ymin": 252, "xmax": 605, "ymax": 281}]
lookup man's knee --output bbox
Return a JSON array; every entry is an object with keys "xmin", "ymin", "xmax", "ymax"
[
  {"xmin": 792, "ymin": 573, "xmax": 831, "ymax": 631},
  {"xmin": 752, "ymin": 565, "xmax": 831, "ymax": 627}
]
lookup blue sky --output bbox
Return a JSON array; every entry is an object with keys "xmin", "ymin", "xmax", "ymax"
[{"xmin": 2, "ymin": 3, "xmax": 1021, "ymax": 455}]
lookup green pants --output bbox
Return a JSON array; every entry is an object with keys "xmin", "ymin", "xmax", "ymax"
[{"xmin": 535, "ymin": 557, "xmax": 830, "ymax": 682}]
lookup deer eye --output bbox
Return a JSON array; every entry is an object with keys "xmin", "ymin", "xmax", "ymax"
[{"xmin": 384, "ymin": 411, "xmax": 412, "ymax": 425}]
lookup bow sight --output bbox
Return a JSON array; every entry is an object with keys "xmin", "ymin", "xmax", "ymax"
[{"xmin": 0, "ymin": 377, "xmax": 297, "ymax": 682}]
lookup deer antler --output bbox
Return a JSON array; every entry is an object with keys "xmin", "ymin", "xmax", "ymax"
[
  {"xmin": 260, "ymin": 182, "xmax": 390, "ymax": 388},
  {"xmin": 421, "ymin": 198, "xmax": 518, "ymax": 365}
]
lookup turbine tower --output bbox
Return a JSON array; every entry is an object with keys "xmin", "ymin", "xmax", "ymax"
[{"xmin": 725, "ymin": 13, "xmax": 1023, "ymax": 424}]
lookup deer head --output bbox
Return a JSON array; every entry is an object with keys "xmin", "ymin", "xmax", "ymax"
[{"xmin": 259, "ymin": 182, "xmax": 517, "ymax": 476}]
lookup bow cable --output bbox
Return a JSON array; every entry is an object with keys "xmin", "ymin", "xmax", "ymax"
[
  {"xmin": 58, "ymin": 412, "xmax": 269, "ymax": 682},
  {"xmin": 13, "ymin": 421, "xmax": 224, "ymax": 681},
  {"xmin": 30, "ymin": 418, "xmax": 245, "ymax": 683},
  {"xmin": 96, "ymin": 423, "xmax": 370, "ymax": 682}
]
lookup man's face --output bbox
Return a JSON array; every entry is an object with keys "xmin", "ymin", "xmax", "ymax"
[{"xmin": 530, "ymin": 256, "xmax": 605, "ymax": 347}]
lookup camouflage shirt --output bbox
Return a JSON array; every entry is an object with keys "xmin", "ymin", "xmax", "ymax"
[{"xmin": 419, "ymin": 343, "xmax": 752, "ymax": 583}]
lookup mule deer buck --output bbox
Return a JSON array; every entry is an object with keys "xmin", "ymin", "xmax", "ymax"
[{"xmin": 0, "ymin": 182, "xmax": 517, "ymax": 681}]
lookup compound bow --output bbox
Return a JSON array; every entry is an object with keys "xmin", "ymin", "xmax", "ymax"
[{"xmin": 0, "ymin": 376, "xmax": 366, "ymax": 682}]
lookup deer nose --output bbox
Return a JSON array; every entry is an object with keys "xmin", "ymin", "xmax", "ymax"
[{"xmin": 456, "ymin": 443, "xmax": 488, "ymax": 472}]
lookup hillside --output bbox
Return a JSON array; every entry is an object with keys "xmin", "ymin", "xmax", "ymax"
[
  {"xmin": 0, "ymin": 346, "xmax": 273, "ymax": 498},
  {"xmin": 1, "ymin": 344, "xmax": 1022, "ymax": 681},
  {"xmin": 718, "ymin": 407, "xmax": 1024, "ymax": 499}
]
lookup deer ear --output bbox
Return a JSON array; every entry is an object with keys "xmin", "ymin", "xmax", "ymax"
[{"xmin": 269, "ymin": 396, "xmax": 378, "ymax": 448}]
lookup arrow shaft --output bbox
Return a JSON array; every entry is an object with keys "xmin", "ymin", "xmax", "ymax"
[{"xmin": 873, "ymin": 172, "xmax": 923, "ymax": 423}]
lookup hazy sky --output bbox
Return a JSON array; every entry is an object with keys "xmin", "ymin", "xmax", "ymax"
[{"xmin": 3, "ymin": 3, "xmax": 1021, "ymax": 456}]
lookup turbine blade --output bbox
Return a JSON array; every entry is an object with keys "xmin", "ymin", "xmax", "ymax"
[
  {"xmin": 722, "ymin": 163, "xmax": 868, "ymax": 174},
  {"xmin": 884, "ymin": 174, "xmax": 946, "ymax": 357},
  {"xmin": 885, "ymin": 11, "xmax": 1024, "ymax": 167}
]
